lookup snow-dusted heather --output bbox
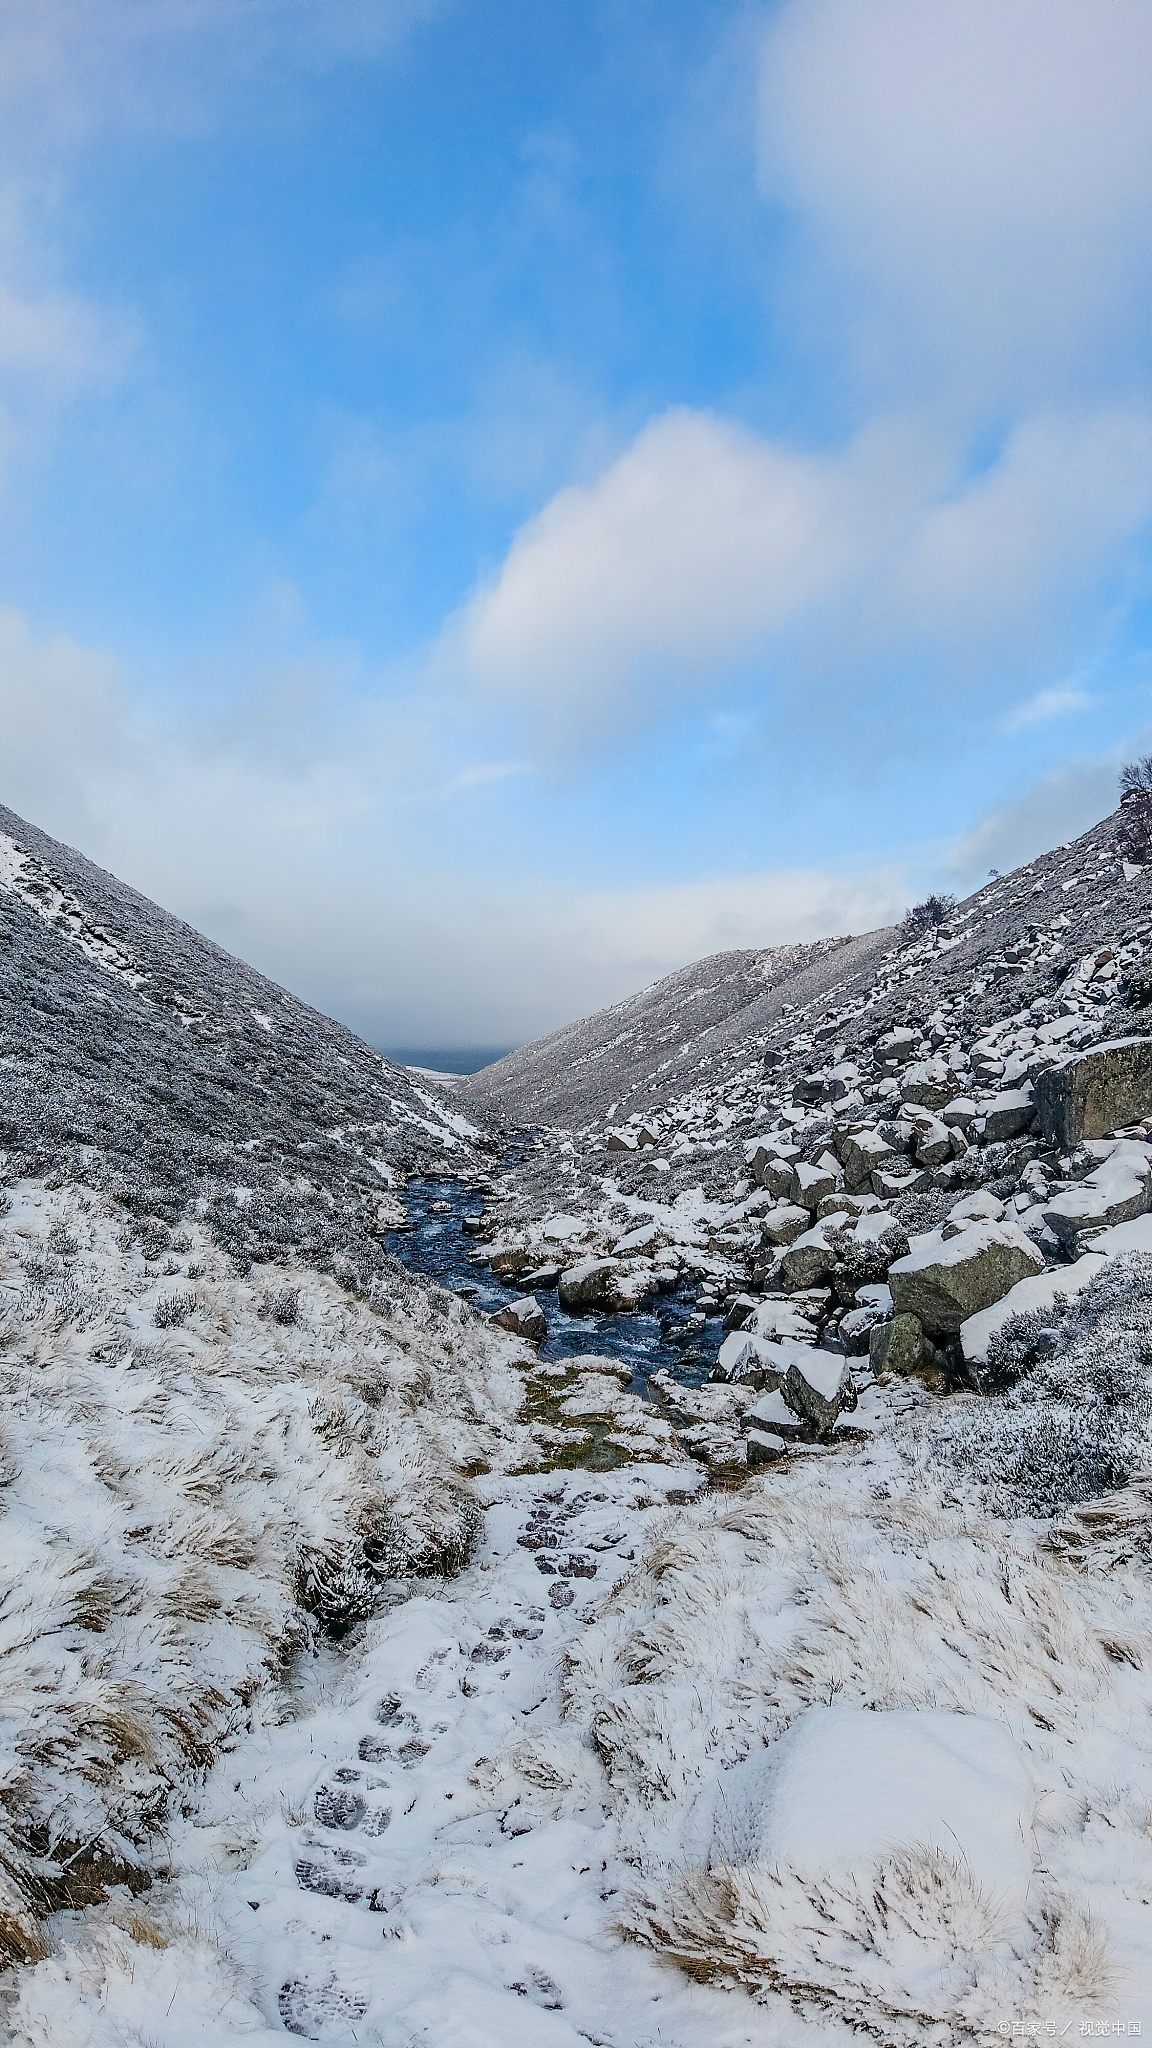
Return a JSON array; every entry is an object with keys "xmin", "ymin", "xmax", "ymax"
[{"xmin": 0, "ymin": 1178, "xmax": 527, "ymax": 1977}]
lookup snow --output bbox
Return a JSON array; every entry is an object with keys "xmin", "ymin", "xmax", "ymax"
[
  {"xmin": 688, "ymin": 1705, "xmax": 1032, "ymax": 1900},
  {"xmin": 961, "ymin": 1251, "xmax": 1108, "ymax": 1363}
]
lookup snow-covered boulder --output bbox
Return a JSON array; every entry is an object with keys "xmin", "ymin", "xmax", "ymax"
[
  {"xmin": 839, "ymin": 1283, "xmax": 892, "ymax": 1352},
  {"xmin": 782, "ymin": 1349, "xmax": 854, "ymax": 1438},
  {"xmin": 688, "ymin": 1705, "xmax": 1032, "ymax": 1902},
  {"xmin": 780, "ymin": 1222, "xmax": 838, "ymax": 1291},
  {"xmin": 760, "ymin": 1202, "xmax": 812, "ymax": 1247},
  {"xmin": 1041, "ymin": 1139, "xmax": 1152, "ymax": 1247},
  {"xmin": 1034, "ymin": 1034, "xmax": 1152, "ymax": 1149},
  {"xmin": 790, "ymin": 1159, "xmax": 839, "ymax": 1212},
  {"xmin": 490, "ymin": 1295, "xmax": 547, "ymax": 1344},
  {"xmin": 839, "ymin": 1126, "xmax": 901, "ymax": 1193},
  {"xmin": 899, "ymin": 1055, "xmax": 959, "ymax": 1110},
  {"xmin": 888, "ymin": 1220, "xmax": 1045, "ymax": 1337},
  {"xmin": 975, "ymin": 1087, "xmax": 1036, "ymax": 1144},
  {"xmin": 557, "ymin": 1258, "xmax": 617, "ymax": 1310}
]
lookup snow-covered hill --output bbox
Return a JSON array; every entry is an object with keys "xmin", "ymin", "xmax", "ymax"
[
  {"xmin": 3, "ymin": 797, "xmax": 1152, "ymax": 2045},
  {"xmin": 0, "ymin": 803, "xmax": 486, "ymax": 1277}
]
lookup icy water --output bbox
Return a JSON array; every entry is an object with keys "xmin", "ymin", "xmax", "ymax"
[{"xmin": 388, "ymin": 1176, "xmax": 722, "ymax": 1392}]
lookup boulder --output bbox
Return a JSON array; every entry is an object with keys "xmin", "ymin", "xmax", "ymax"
[
  {"xmin": 722, "ymin": 1292, "xmax": 759, "ymax": 1332},
  {"xmin": 839, "ymin": 1283, "xmax": 892, "ymax": 1353},
  {"xmin": 840, "ymin": 1126, "xmax": 901, "ymax": 1193},
  {"xmin": 1041, "ymin": 1140, "xmax": 1152, "ymax": 1247},
  {"xmin": 780, "ymin": 1225, "xmax": 838, "ymax": 1292},
  {"xmin": 745, "ymin": 1387, "xmax": 813, "ymax": 1439},
  {"xmin": 1033, "ymin": 1036, "xmax": 1152, "ymax": 1150},
  {"xmin": 900, "ymin": 1055, "xmax": 959, "ymax": 1110},
  {"xmin": 557, "ymin": 1259, "xmax": 618, "ymax": 1311},
  {"xmin": 520, "ymin": 1263, "xmax": 562, "ymax": 1291},
  {"xmin": 790, "ymin": 1160, "xmax": 839, "ymax": 1212},
  {"xmin": 817, "ymin": 1190, "xmax": 882, "ymax": 1221},
  {"xmin": 976, "ymin": 1088, "xmax": 1036, "ymax": 1145},
  {"xmin": 868, "ymin": 1311, "xmax": 945, "ymax": 1379},
  {"xmin": 783, "ymin": 1350, "xmax": 855, "ymax": 1439},
  {"xmin": 714, "ymin": 1329, "xmax": 807, "ymax": 1390},
  {"xmin": 488, "ymin": 1245, "xmax": 535, "ymax": 1277},
  {"xmin": 914, "ymin": 1118, "xmax": 953, "ymax": 1168},
  {"xmin": 746, "ymin": 1428, "xmax": 788, "ymax": 1467},
  {"xmin": 490, "ymin": 1295, "xmax": 547, "ymax": 1344},
  {"xmin": 872, "ymin": 1164, "xmax": 931, "ymax": 1200},
  {"xmin": 761, "ymin": 1203, "xmax": 812, "ymax": 1248},
  {"xmin": 605, "ymin": 1130, "xmax": 637, "ymax": 1152},
  {"xmin": 942, "ymin": 1095, "xmax": 978, "ymax": 1129},
  {"xmin": 608, "ymin": 1265, "xmax": 659, "ymax": 1309},
  {"xmin": 888, "ymin": 1220, "xmax": 1045, "ymax": 1337}
]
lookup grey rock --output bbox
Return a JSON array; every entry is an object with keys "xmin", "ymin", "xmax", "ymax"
[
  {"xmin": 888, "ymin": 1220, "xmax": 1046, "ymax": 1337},
  {"xmin": 977, "ymin": 1089, "xmax": 1036, "ymax": 1144},
  {"xmin": 761, "ymin": 1203, "xmax": 812, "ymax": 1248},
  {"xmin": 780, "ymin": 1230, "xmax": 838, "ymax": 1291},
  {"xmin": 839, "ymin": 1126, "xmax": 901, "ymax": 1192},
  {"xmin": 1042, "ymin": 1142, "xmax": 1152, "ymax": 1246},
  {"xmin": 783, "ymin": 1350, "xmax": 854, "ymax": 1439},
  {"xmin": 746, "ymin": 1428, "xmax": 787, "ymax": 1467},
  {"xmin": 490, "ymin": 1295, "xmax": 547, "ymax": 1343},
  {"xmin": 557, "ymin": 1259, "xmax": 618, "ymax": 1311},
  {"xmin": 790, "ymin": 1160, "xmax": 839, "ymax": 1212},
  {"xmin": 1034, "ymin": 1037, "xmax": 1152, "ymax": 1150}
]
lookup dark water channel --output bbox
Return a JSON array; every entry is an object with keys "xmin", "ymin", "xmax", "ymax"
[{"xmin": 387, "ymin": 1177, "xmax": 724, "ymax": 1395}]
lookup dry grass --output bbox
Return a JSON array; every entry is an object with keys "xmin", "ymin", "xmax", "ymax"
[
  {"xmin": 0, "ymin": 1177, "xmax": 528, "ymax": 1970},
  {"xmin": 548, "ymin": 1445, "xmax": 1152, "ymax": 2041}
]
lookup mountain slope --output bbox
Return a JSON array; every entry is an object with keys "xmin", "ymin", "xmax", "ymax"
[
  {"xmin": 463, "ymin": 806, "xmax": 1150, "ymax": 1213},
  {"xmin": 0, "ymin": 803, "xmax": 488, "ymax": 1279}
]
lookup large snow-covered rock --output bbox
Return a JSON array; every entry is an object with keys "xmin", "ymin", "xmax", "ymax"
[
  {"xmin": 888, "ymin": 1220, "xmax": 1045, "ymax": 1337},
  {"xmin": 557, "ymin": 1258, "xmax": 617, "ymax": 1310},
  {"xmin": 1041, "ymin": 1139, "xmax": 1152, "ymax": 1246},
  {"xmin": 839, "ymin": 1126, "xmax": 901, "ymax": 1193},
  {"xmin": 689, "ymin": 1705, "xmax": 1032, "ymax": 1899},
  {"xmin": 1034, "ymin": 1035, "xmax": 1152, "ymax": 1149},
  {"xmin": 490, "ymin": 1294, "xmax": 547, "ymax": 1343},
  {"xmin": 782, "ymin": 1349, "xmax": 853, "ymax": 1437}
]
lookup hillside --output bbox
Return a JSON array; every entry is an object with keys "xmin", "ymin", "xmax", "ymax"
[
  {"xmin": 4, "ymin": 794, "xmax": 1152, "ymax": 2046},
  {"xmin": 0, "ymin": 803, "xmax": 488, "ymax": 1280},
  {"xmin": 464, "ymin": 808, "xmax": 1149, "ymax": 1204}
]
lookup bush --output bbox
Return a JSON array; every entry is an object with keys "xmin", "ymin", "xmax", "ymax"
[
  {"xmin": 1117, "ymin": 756, "xmax": 1152, "ymax": 865},
  {"xmin": 153, "ymin": 1288, "xmax": 196, "ymax": 1329},
  {"xmin": 930, "ymin": 1253, "xmax": 1152, "ymax": 1515},
  {"xmin": 904, "ymin": 893, "xmax": 956, "ymax": 934}
]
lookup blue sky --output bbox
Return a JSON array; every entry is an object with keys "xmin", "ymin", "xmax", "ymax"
[{"xmin": 3, "ymin": 0, "xmax": 1151, "ymax": 1047}]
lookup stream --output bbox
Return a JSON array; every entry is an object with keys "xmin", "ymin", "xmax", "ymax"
[{"xmin": 387, "ymin": 1176, "xmax": 724, "ymax": 1394}]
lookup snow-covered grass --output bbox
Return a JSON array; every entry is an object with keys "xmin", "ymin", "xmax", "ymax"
[
  {"xmin": 559, "ymin": 1439, "xmax": 1152, "ymax": 2040},
  {"xmin": 0, "ymin": 1179, "xmax": 526, "ymax": 1971},
  {"xmin": 932, "ymin": 1251, "xmax": 1152, "ymax": 1515}
]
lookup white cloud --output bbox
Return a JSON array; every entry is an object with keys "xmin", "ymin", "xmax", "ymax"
[
  {"xmin": 0, "ymin": 602, "xmax": 910, "ymax": 1044},
  {"xmin": 759, "ymin": 0, "xmax": 1152, "ymax": 408},
  {"xmin": 0, "ymin": 1, "xmax": 441, "ymax": 149},
  {"xmin": 0, "ymin": 281, "xmax": 139, "ymax": 391},
  {"xmin": 1002, "ymin": 685, "xmax": 1092, "ymax": 734},
  {"xmin": 460, "ymin": 402, "xmax": 1152, "ymax": 736},
  {"xmin": 464, "ymin": 407, "xmax": 935, "ymax": 718},
  {"xmin": 945, "ymin": 755, "xmax": 1123, "ymax": 886}
]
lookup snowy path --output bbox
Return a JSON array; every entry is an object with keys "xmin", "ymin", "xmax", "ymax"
[{"xmin": 174, "ymin": 1465, "xmax": 841, "ymax": 2048}]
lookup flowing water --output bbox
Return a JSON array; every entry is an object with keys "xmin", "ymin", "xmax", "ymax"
[{"xmin": 388, "ymin": 1176, "xmax": 723, "ymax": 1393}]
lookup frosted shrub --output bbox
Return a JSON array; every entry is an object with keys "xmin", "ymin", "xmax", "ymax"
[
  {"xmin": 931, "ymin": 1253, "xmax": 1152, "ymax": 1516},
  {"xmin": 152, "ymin": 1287, "xmax": 196, "ymax": 1328}
]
